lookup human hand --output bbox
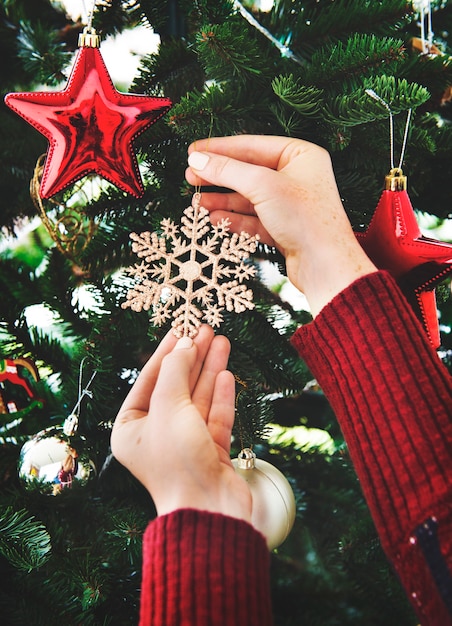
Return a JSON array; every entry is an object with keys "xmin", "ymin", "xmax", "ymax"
[
  {"xmin": 186, "ymin": 135, "xmax": 376, "ymax": 316},
  {"xmin": 111, "ymin": 325, "xmax": 252, "ymax": 523}
]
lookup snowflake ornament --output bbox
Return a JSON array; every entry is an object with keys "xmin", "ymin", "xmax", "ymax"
[{"xmin": 122, "ymin": 193, "xmax": 260, "ymax": 337}]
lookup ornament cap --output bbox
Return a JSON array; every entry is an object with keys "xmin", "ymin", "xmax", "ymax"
[
  {"xmin": 237, "ymin": 447, "xmax": 256, "ymax": 470},
  {"xmin": 63, "ymin": 413, "xmax": 79, "ymax": 437},
  {"xmin": 385, "ymin": 167, "xmax": 407, "ymax": 191},
  {"xmin": 78, "ymin": 26, "xmax": 101, "ymax": 48}
]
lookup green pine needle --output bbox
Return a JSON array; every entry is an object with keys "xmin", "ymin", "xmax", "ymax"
[{"xmin": 0, "ymin": 507, "xmax": 51, "ymax": 572}]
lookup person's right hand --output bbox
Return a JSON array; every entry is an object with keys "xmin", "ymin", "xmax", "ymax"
[{"xmin": 186, "ymin": 135, "xmax": 376, "ymax": 317}]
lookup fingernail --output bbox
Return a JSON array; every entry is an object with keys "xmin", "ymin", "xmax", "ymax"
[
  {"xmin": 175, "ymin": 336, "xmax": 193, "ymax": 350},
  {"xmin": 188, "ymin": 151, "xmax": 210, "ymax": 171}
]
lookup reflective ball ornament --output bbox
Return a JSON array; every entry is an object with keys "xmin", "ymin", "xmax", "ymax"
[
  {"xmin": 232, "ymin": 448, "xmax": 296, "ymax": 550},
  {"xmin": 18, "ymin": 426, "xmax": 95, "ymax": 495}
]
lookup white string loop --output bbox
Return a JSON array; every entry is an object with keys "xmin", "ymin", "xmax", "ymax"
[
  {"xmin": 70, "ymin": 357, "xmax": 97, "ymax": 419},
  {"xmin": 365, "ymin": 89, "xmax": 412, "ymax": 171}
]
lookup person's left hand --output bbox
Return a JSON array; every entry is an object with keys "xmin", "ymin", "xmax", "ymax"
[{"xmin": 111, "ymin": 325, "xmax": 252, "ymax": 522}]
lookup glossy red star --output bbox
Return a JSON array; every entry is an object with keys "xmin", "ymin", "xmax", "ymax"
[
  {"xmin": 356, "ymin": 182, "xmax": 452, "ymax": 348},
  {"xmin": 5, "ymin": 46, "xmax": 171, "ymax": 198}
]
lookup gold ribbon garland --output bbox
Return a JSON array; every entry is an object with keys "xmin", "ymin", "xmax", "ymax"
[{"xmin": 30, "ymin": 154, "xmax": 98, "ymax": 261}]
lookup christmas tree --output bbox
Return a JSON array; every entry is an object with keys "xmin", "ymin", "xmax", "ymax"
[{"xmin": 1, "ymin": 0, "xmax": 451, "ymax": 624}]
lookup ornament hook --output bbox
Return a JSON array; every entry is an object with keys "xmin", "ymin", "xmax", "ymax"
[{"xmin": 365, "ymin": 89, "xmax": 412, "ymax": 177}]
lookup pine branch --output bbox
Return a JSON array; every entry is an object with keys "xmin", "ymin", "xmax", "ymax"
[
  {"xmin": 277, "ymin": 0, "xmax": 412, "ymax": 52},
  {"xmin": 194, "ymin": 19, "xmax": 270, "ymax": 83},
  {"xmin": 168, "ymin": 81, "xmax": 277, "ymax": 139},
  {"xmin": 106, "ymin": 510, "xmax": 148, "ymax": 564},
  {"xmin": 323, "ymin": 76, "xmax": 430, "ymax": 127},
  {"xmin": 182, "ymin": 0, "xmax": 236, "ymax": 28},
  {"xmin": 234, "ymin": 382, "xmax": 274, "ymax": 446},
  {"xmin": 93, "ymin": 0, "xmax": 141, "ymax": 38},
  {"xmin": 308, "ymin": 34, "xmax": 406, "ymax": 92},
  {"xmin": 0, "ymin": 506, "xmax": 51, "ymax": 572},
  {"xmin": 16, "ymin": 20, "xmax": 71, "ymax": 85},
  {"xmin": 131, "ymin": 38, "xmax": 205, "ymax": 102},
  {"xmin": 272, "ymin": 74, "xmax": 323, "ymax": 115},
  {"xmin": 402, "ymin": 51, "xmax": 452, "ymax": 107}
]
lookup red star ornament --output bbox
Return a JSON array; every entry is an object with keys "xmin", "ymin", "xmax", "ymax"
[
  {"xmin": 355, "ymin": 168, "xmax": 452, "ymax": 349},
  {"xmin": 4, "ymin": 29, "xmax": 171, "ymax": 198}
]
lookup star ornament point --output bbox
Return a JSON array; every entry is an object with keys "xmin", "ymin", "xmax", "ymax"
[
  {"xmin": 356, "ymin": 186, "xmax": 452, "ymax": 348},
  {"xmin": 5, "ymin": 45, "xmax": 171, "ymax": 198}
]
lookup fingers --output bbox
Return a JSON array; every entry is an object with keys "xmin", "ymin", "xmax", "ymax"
[
  {"xmin": 116, "ymin": 325, "xmax": 214, "ymax": 419},
  {"xmin": 187, "ymin": 149, "xmax": 272, "ymax": 207},
  {"xmin": 150, "ymin": 335, "xmax": 197, "ymax": 415},
  {"xmin": 206, "ymin": 369, "xmax": 236, "ymax": 458},
  {"xmin": 153, "ymin": 330, "xmax": 231, "ymax": 419},
  {"xmin": 186, "ymin": 189, "xmax": 255, "ymax": 215},
  {"xmin": 150, "ymin": 325, "xmax": 220, "ymax": 417},
  {"xmin": 185, "ymin": 324, "xmax": 216, "ymax": 392},
  {"xmin": 186, "ymin": 135, "xmax": 319, "ymax": 196},
  {"xmin": 192, "ymin": 334, "xmax": 231, "ymax": 420},
  {"xmin": 188, "ymin": 134, "xmax": 305, "ymax": 170},
  {"xmin": 185, "ymin": 180, "xmax": 276, "ymax": 244},
  {"xmin": 117, "ymin": 328, "xmax": 178, "ymax": 417}
]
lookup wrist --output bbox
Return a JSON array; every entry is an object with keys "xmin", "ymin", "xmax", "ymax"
[
  {"xmin": 289, "ymin": 245, "xmax": 377, "ymax": 317},
  {"xmin": 154, "ymin": 479, "xmax": 253, "ymax": 524}
]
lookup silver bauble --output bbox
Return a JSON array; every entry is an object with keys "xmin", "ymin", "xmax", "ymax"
[{"xmin": 19, "ymin": 426, "xmax": 95, "ymax": 495}]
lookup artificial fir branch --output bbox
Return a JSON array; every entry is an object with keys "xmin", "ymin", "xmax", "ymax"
[
  {"xmin": 131, "ymin": 39, "xmax": 205, "ymax": 102},
  {"xmin": 0, "ymin": 506, "xmax": 51, "ymax": 572},
  {"xmin": 307, "ymin": 34, "xmax": 406, "ymax": 90},
  {"xmin": 267, "ymin": 0, "xmax": 412, "ymax": 53},
  {"xmin": 195, "ymin": 20, "xmax": 271, "ymax": 82},
  {"xmin": 322, "ymin": 77, "xmax": 430, "ymax": 127},
  {"xmin": 272, "ymin": 74, "xmax": 323, "ymax": 115},
  {"xmin": 16, "ymin": 21, "xmax": 71, "ymax": 85},
  {"xmin": 183, "ymin": 0, "xmax": 236, "ymax": 28}
]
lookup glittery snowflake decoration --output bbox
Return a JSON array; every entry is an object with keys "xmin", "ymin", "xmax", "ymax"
[{"xmin": 121, "ymin": 193, "xmax": 260, "ymax": 337}]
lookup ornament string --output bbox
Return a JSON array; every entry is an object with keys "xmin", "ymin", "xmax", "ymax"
[
  {"xmin": 63, "ymin": 358, "xmax": 97, "ymax": 436},
  {"xmin": 72, "ymin": 358, "xmax": 97, "ymax": 417},
  {"xmin": 365, "ymin": 89, "xmax": 412, "ymax": 171},
  {"xmin": 85, "ymin": 0, "xmax": 97, "ymax": 30}
]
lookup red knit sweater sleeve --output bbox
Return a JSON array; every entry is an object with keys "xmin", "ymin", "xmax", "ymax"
[
  {"xmin": 139, "ymin": 508, "xmax": 272, "ymax": 626},
  {"xmin": 291, "ymin": 270, "xmax": 452, "ymax": 625}
]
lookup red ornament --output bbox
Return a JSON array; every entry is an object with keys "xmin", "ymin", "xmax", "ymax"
[
  {"xmin": 5, "ymin": 28, "xmax": 171, "ymax": 198},
  {"xmin": 0, "ymin": 357, "xmax": 43, "ymax": 416},
  {"xmin": 356, "ymin": 168, "xmax": 452, "ymax": 348}
]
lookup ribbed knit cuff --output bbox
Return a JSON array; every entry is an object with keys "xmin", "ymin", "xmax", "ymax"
[
  {"xmin": 140, "ymin": 509, "xmax": 272, "ymax": 626},
  {"xmin": 291, "ymin": 271, "xmax": 452, "ymax": 549}
]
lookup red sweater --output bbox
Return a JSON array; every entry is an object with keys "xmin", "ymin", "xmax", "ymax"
[{"xmin": 140, "ymin": 271, "xmax": 452, "ymax": 626}]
